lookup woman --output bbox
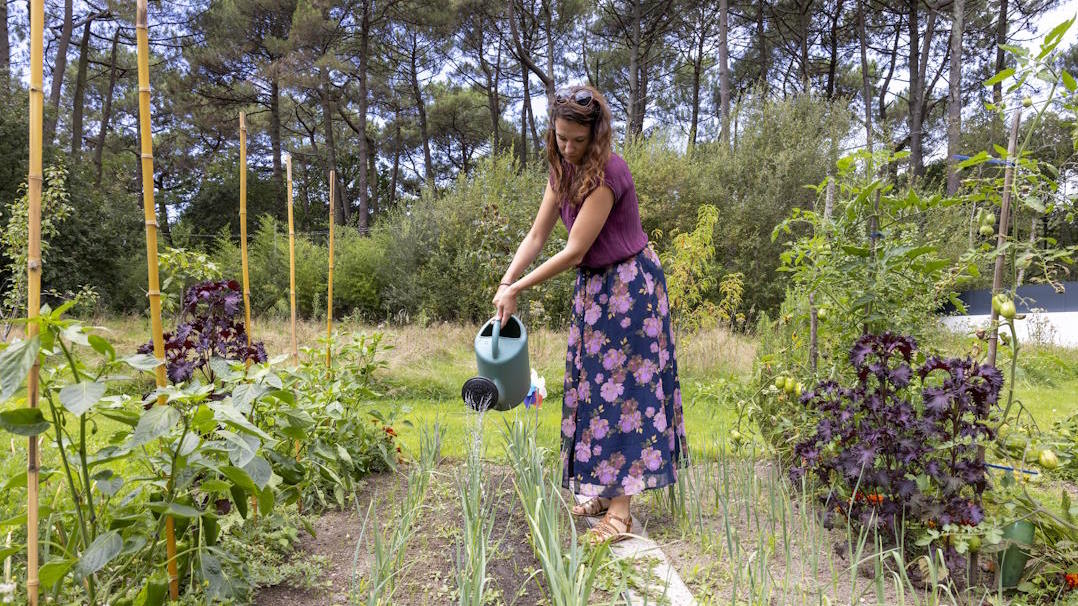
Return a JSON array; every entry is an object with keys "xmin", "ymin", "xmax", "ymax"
[{"xmin": 492, "ymin": 85, "xmax": 689, "ymax": 545}]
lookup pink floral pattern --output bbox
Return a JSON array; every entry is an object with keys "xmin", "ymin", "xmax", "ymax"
[{"xmin": 562, "ymin": 246, "xmax": 690, "ymax": 498}]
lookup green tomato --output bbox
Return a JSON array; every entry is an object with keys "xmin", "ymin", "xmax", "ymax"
[
  {"xmin": 1039, "ymin": 449, "xmax": 1059, "ymax": 470},
  {"xmin": 983, "ymin": 212, "xmax": 996, "ymax": 226},
  {"xmin": 1023, "ymin": 96, "xmax": 1032, "ymax": 108},
  {"xmin": 816, "ymin": 307, "xmax": 828, "ymax": 321},
  {"xmin": 992, "ymin": 294, "xmax": 1004, "ymax": 314},
  {"xmin": 1000, "ymin": 300, "xmax": 1016, "ymax": 320},
  {"xmin": 967, "ymin": 536, "xmax": 982, "ymax": 552},
  {"xmin": 774, "ymin": 376, "xmax": 786, "ymax": 390},
  {"xmin": 979, "ymin": 224, "xmax": 995, "ymax": 237},
  {"xmin": 784, "ymin": 377, "xmax": 795, "ymax": 393}
]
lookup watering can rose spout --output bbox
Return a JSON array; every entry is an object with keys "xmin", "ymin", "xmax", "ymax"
[{"xmin": 461, "ymin": 315, "xmax": 530, "ymax": 412}]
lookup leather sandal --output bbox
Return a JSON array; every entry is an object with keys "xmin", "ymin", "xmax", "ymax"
[
  {"xmin": 571, "ymin": 497, "xmax": 609, "ymax": 518},
  {"xmin": 584, "ymin": 511, "xmax": 632, "ymax": 545}
]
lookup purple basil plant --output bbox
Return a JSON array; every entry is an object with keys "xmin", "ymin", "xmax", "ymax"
[
  {"xmin": 138, "ymin": 279, "xmax": 267, "ymax": 383},
  {"xmin": 790, "ymin": 332, "xmax": 1002, "ymax": 571}
]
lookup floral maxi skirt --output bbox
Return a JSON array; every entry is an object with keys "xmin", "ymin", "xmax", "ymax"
[{"xmin": 561, "ymin": 246, "xmax": 689, "ymax": 498}]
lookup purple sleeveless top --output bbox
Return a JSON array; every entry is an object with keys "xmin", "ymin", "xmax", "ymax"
[{"xmin": 553, "ymin": 153, "xmax": 649, "ymax": 269}]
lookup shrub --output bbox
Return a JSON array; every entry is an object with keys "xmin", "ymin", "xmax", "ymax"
[
  {"xmin": 333, "ymin": 226, "xmax": 385, "ymax": 319},
  {"xmin": 373, "ymin": 152, "xmax": 575, "ymax": 327},
  {"xmin": 213, "ymin": 215, "xmax": 328, "ymax": 318}
]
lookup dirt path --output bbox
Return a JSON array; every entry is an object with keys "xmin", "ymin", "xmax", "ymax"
[{"xmin": 255, "ymin": 463, "xmax": 551, "ymax": 606}]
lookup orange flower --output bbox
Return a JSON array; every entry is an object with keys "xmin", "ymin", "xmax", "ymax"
[{"xmin": 1065, "ymin": 573, "xmax": 1078, "ymax": 590}]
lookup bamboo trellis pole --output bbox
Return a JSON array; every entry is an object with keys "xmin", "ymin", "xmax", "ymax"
[
  {"xmin": 239, "ymin": 113, "xmax": 253, "ymax": 353},
  {"xmin": 25, "ymin": 1, "xmax": 44, "ymax": 603},
  {"xmin": 135, "ymin": 0, "xmax": 178, "ymax": 598},
  {"xmin": 326, "ymin": 171, "xmax": 335, "ymax": 368},
  {"xmin": 286, "ymin": 155, "xmax": 298, "ymax": 365}
]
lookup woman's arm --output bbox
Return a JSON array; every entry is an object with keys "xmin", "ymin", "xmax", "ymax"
[{"xmin": 494, "ymin": 184, "xmax": 615, "ymax": 324}]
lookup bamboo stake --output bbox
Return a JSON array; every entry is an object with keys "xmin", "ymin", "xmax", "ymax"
[
  {"xmin": 25, "ymin": 1, "xmax": 44, "ymax": 603},
  {"xmin": 326, "ymin": 171, "xmax": 335, "ymax": 369},
  {"xmin": 239, "ymin": 113, "xmax": 253, "ymax": 353},
  {"xmin": 286, "ymin": 154, "xmax": 298, "ymax": 365},
  {"xmin": 987, "ymin": 110, "xmax": 1022, "ymax": 367},
  {"xmin": 135, "ymin": 1, "xmax": 178, "ymax": 598}
]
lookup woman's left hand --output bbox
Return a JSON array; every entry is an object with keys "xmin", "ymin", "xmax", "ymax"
[{"xmin": 492, "ymin": 284, "xmax": 519, "ymax": 325}]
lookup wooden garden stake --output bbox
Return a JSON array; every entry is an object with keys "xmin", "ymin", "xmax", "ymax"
[
  {"xmin": 25, "ymin": 1, "xmax": 44, "ymax": 603},
  {"xmin": 327, "ymin": 170, "xmax": 335, "ymax": 369},
  {"xmin": 240, "ymin": 113, "xmax": 253, "ymax": 355},
  {"xmin": 136, "ymin": 0, "xmax": 178, "ymax": 597},
  {"xmin": 987, "ymin": 110, "xmax": 1022, "ymax": 367},
  {"xmin": 286, "ymin": 154, "xmax": 298, "ymax": 365}
]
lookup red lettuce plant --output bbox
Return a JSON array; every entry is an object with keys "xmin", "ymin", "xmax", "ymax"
[
  {"xmin": 790, "ymin": 332, "xmax": 1002, "ymax": 570},
  {"xmin": 139, "ymin": 279, "xmax": 266, "ymax": 383}
]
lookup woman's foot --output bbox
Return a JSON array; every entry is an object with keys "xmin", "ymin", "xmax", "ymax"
[
  {"xmin": 571, "ymin": 497, "xmax": 609, "ymax": 517},
  {"xmin": 584, "ymin": 511, "xmax": 632, "ymax": 545}
]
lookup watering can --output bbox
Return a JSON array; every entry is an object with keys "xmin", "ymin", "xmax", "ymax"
[{"xmin": 461, "ymin": 315, "xmax": 530, "ymax": 412}]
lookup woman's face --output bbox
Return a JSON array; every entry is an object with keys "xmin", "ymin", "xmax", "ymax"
[{"xmin": 554, "ymin": 118, "xmax": 592, "ymax": 165}]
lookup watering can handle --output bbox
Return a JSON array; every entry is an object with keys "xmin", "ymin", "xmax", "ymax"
[{"xmin": 491, "ymin": 318, "xmax": 501, "ymax": 359}]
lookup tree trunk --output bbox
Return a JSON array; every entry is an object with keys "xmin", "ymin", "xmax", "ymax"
[
  {"xmin": 856, "ymin": 0, "xmax": 873, "ymax": 156},
  {"xmin": 44, "ymin": 0, "xmax": 74, "ymax": 144},
  {"xmin": 718, "ymin": 0, "xmax": 730, "ymax": 145},
  {"xmin": 757, "ymin": 0, "xmax": 768, "ymax": 91},
  {"xmin": 507, "ymin": 0, "xmax": 554, "ymax": 104},
  {"xmin": 627, "ymin": 0, "xmax": 641, "ymax": 136},
  {"xmin": 481, "ymin": 37, "xmax": 500, "ymax": 151},
  {"xmin": 94, "ymin": 25, "xmax": 120, "ymax": 185},
  {"xmin": 155, "ymin": 174, "xmax": 171, "ymax": 244},
  {"xmin": 908, "ymin": 0, "xmax": 923, "ymax": 179},
  {"xmin": 0, "ymin": 0, "xmax": 10, "ymax": 82},
  {"xmin": 367, "ymin": 134, "xmax": 379, "ymax": 223},
  {"xmin": 270, "ymin": 74, "xmax": 283, "ymax": 199},
  {"xmin": 520, "ymin": 58, "xmax": 530, "ymax": 168},
  {"xmin": 993, "ymin": 0, "xmax": 1008, "ymax": 105},
  {"xmin": 826, "ymin": 0, "xmax": 844, "ymax": 98},
  {"xmin": 799, "ymin": 0, "xmax": 811, "ymax": 90},
  {"xmin": 322, "ymin": 68, "xmax": 346, "ymax": 226},
  {"xmin": 879, "ymin": 19, "xmax": 900, "ymax": 123},
  {"xmin": 70, "ymin": 16, "xmax": 93, "ymax": 160},
  {"xmin": 688, "ymin": 45, "xmax": 702, "ymax": 149},
  {"xmin": 946, "ymin": 0, "xmax": 964, "ymax": 195},
  {"xmin": 355, "ymin": 0, "xmax": 370, "ymax": 234},
  {"xmin": 389, "ymin": 117, "xmax": 400, "ymax": 209},
  {"xmin": 527, "ymin": 84, "xmax": 541, "ymax": 156},
  {"xmin": 410, "ymin": 35, "xmax": 433, "ymax": 187}
]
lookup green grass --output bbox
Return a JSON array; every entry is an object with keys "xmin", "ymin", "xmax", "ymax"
[
  {"xmin": 1012, "ymin": 378, "xmax": 1078, "ymax": 429},
  {"xmin": 365, "ymin": 385, "xmax": 740, "ymax": 464}
]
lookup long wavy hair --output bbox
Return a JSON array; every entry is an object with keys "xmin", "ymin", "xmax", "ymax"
[{"xmin": 545, "ymin": 85, "xmax": 613, "ymax": 209}]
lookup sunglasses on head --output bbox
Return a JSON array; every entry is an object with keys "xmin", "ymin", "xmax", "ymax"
[{"xmin": 554, "ymin": 88, "xmax": 596, "ymax": 108}]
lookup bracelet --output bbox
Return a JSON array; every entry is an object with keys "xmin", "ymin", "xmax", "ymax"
[{"xmin": 500, "ymin": 281, "xmax": 513, "ymax": 286}]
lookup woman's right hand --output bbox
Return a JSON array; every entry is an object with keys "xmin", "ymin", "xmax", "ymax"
[{"xmin": 492, "ymin": 283, "xmax": 518, "ymax": 325}]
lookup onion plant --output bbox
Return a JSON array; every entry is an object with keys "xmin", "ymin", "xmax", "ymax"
[
  {"xmin": 352, "ymin": 422, "xmax": 442, "ymax": 605},
  {"xmin": 502, "ymin": 416, "xmax": 608, "ymax": 606}
]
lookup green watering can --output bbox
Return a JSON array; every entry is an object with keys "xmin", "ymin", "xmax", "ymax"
[{"xmin": 461, "ymin": 315, "xmax": 530, "ymax": 412}]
